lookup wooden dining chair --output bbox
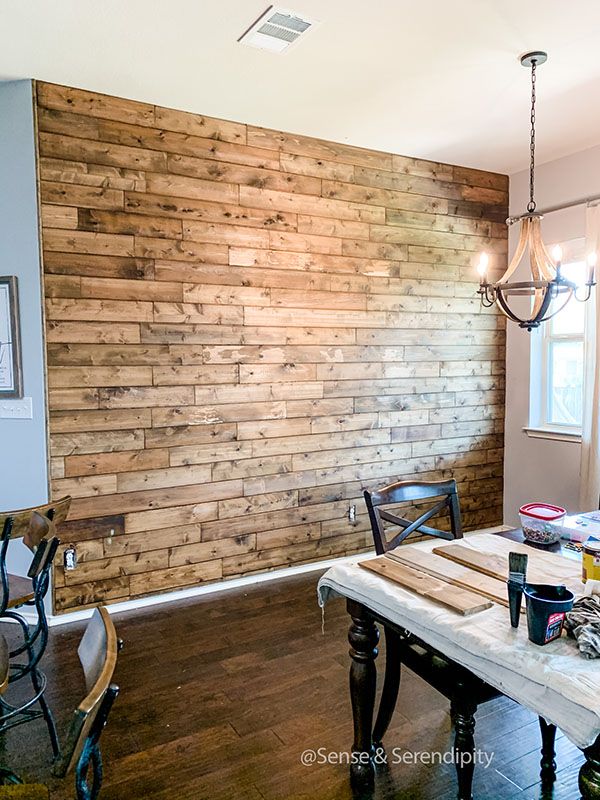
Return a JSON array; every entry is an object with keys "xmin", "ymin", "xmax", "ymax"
[
  {"xmin": 363, "ymin": 479, "xmax": 464, "ymax": 745},
  {"xmin": 363, "ymin": 478, "xmax": 558, "ymax": 799},
  {"xmin": 0, "ymin": 607, "xmax": 121, "ymax": 800},
  {"xmin": 0, "ymin": 501, "xmax": 70, "ymax": 757}
]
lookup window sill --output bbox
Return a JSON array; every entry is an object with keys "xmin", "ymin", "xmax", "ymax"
[{"xmin": 523, "ymin": 426, "xmax": 582, "ymax": 443}]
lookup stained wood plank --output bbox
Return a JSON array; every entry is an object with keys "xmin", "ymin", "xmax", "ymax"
[
  {"xmin": 386, "ymin": 547, "xmax": 517, "ymax": 610},
  {"xmin": 359, "ymin": 556, "xmax": 494, "ymax": 615}
]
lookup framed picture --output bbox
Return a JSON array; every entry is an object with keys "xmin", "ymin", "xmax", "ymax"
[{"xmin": 0, "ymin": 276, "xmax": 23, "ymax": 398}]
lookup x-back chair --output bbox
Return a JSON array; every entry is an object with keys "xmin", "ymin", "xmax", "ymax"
[
  {"xmin": 0, "ymin": 497, "xmax": 71, "ymax": 756},
  {"xmin": 0, "ymin": 606, "xmax": 121, "ymax": 800},
  {"xmin": 363, "ymin": 478, "xmax": 558, "ymax": 799}
]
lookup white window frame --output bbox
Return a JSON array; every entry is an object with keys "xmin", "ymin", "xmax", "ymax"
[{"xmin": 526, "ymin": 237, "xmax": 586, "ymax": 442}]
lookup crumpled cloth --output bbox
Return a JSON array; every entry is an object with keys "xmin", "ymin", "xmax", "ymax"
[{"xmin": 565, "ymin": 595, "xmax": 600, "ymax": 659}]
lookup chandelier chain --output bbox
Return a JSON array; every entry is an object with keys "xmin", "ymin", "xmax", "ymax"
[{"xmin": 527, "ymin": 59, "xmax": 537, "ymax": 213}]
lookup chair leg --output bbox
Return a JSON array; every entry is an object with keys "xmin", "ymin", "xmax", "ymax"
[
  {"xmin": 580, "ymin": 734, "xmax": 600, "ymax": 800},
  {"xmin": 31, "ymin": 668, "xmax": 60, "ymax": 758},
  {"xmin": 538, "ymin": 717, "xmax": 557, "ymax": 784},
  {"xmin": 451, "ymin": 691, "xmax": 477, "ymax": 800},
  {"xmin": 372, "ymin": 627, "xmax": 401, "ymax": 747}
]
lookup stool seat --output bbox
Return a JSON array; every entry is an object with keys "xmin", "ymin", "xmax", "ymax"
[
  {"xmin": 5, "ymin": 575, "xmax": 34, "ymax": 609},
  {"xmin": 0, "ymin": 787, "xmax": 49, "ymax": 799}
]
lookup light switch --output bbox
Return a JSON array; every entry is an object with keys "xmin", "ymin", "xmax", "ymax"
[{"xmin": 0, "ymin": 397, "xmax": 33, "ymax": 419}]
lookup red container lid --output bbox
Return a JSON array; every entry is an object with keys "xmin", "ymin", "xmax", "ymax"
[{"xmin": 519, "ymin": 502, "xmax": 566, "ymax": 521}]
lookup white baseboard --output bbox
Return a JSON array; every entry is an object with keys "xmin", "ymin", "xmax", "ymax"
[{"xmin": 44, "ymin": 550, "xmax": 370, "ymax": 628}]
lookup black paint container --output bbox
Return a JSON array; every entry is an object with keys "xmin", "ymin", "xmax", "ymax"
[{"xmin": 524, "ymin": 583, "xmax": 574, "ymax": 645}]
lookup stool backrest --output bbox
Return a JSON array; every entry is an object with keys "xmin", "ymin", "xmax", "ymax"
[
  {"xmin": 54, "ymin": 607, "xmax": 120, "ymax": 780},
  {"xmin": 0, "ymin": 496, "xmax": 71, "ymax": 540},
  {"xmin": 364, "ymin": 478, "xmax": 463, "ymax": 555}
]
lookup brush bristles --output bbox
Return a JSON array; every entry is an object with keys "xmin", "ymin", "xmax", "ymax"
[{"xmin": 508, "ymin": 551, "xmax": 528, "ymax": 584}]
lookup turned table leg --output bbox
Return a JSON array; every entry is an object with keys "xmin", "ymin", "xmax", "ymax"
[
  {"xmin": 580, "ymin": 735, "xmax": 600, "ymax": 799},
  {"xmin": 451, "ymin": 686, "xmax": 477, "ymax": 800},
  {"xmin": 538, "ymin": 717, "xmax": 557, "ymax": 785},
  {"xmin": 347, "ymin": 600, "xmax": 379, "ymax": 788}
]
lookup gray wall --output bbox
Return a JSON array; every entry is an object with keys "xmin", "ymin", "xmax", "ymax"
[{"xmin": 0, "ymin": 80, "xmax": 49, "ymax": 519}]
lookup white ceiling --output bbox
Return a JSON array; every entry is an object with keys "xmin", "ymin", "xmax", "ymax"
[{"xmin": 1, "ymin": 0, "xmax": 600, "ymax": 175}]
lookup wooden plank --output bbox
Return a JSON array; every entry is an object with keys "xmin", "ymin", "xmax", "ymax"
[
  {"xmin": 41, "ymin": 180, "xmax": 124, "ymax": 210},
  {"xmin": 64, "ymin": 449, "xmax": 169, "ymax": 477},
  {"xmin": 154, "ymin": 105, "xmax": 245, "ymax": 144},
  {"xmin": 247, "ymin": 126, "xmax": 393, "ymax": 170},
  {"xmin": 124, "ymin": 191, "xmax": 297, "ymax": 230},
  {"xmin": 37, "ymin": 83, "xmax": 155, "ymax": 126},
  {"xmin": 432, "ymin": 538, "xmax": 581, "ymax": 586},
  {"xmin": 44, "ymin": 229, "xmax": 135, "ymax": 257},
  {"xmin": 359, "ymin": 556, "xmax": 493, "ymax": 615},
  {"xmin": 145, "ymin": 172, "xmax": 238, "ymax": 205},
  {"xmin": 97, "ymin": 117, "xmax": 269, "ymax": 165},
  {"xmin": 168, "ymin": 154, "xmax": 321, "ymax": 196},
  {"xmin": 43, "ymin": 251, "xmax": 153, "ymax": 280},
  {"xmin": 386, "ymin": 547, "xmax": 517, "ymax": 610},
  {"xmin": 39, "ymin": 131, "xmax": 167, "ymax": 172}
]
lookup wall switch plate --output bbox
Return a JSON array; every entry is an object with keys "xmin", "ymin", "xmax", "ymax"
[{"xmin": 0, "ymin": 397, "xmax": 33, "ymax": 419}]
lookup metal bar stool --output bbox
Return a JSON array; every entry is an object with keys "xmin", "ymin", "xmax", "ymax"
[
  {"xmin": 0, "ymin": 608, "xmax": 121, "ymax": 800},
  {"xmin": 0, "ymin": 497, "xmax": 71, "ymax": 757}
]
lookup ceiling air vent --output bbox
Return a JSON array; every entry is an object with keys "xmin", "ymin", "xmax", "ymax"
[{"xmin": 238, "ymin": 6, "xmax": 318, "ymax": 53}]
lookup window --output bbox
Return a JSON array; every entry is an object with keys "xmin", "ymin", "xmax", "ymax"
[{"xmin": 529, "ymin": 238, "xmax": 587, "ymax": 438}]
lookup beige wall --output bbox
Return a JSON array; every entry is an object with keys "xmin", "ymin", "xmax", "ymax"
[{"xmin": 504, "ymin": 143, "xmax": 600, "ymax": 524}]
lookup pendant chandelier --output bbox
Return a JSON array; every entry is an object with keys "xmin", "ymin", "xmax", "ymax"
[{"xmin": 477, "ymin": 51, "xmax": 596, "ymax": 331}]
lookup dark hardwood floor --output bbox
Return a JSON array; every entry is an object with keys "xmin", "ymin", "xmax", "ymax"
[{"xmin": 0, "ymin": 571, "xmax": 585, "ymax": 799}]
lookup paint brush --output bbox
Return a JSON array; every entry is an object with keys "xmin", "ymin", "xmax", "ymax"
[{"xmin": 507, "ymin": 551, "xmax": 528, "ymax": 628}]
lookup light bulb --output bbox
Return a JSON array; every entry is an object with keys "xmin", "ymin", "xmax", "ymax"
[
  {"xmin": 477, "ymin": 252, "xmax": 489, "ymax": 278},
  {"xmin": 552, "ymin": 245, "xmax": 563, "ymax": 264},
  {"xmin": 587, "ymin": 251, "xmax": 597, "ymax": 285}
]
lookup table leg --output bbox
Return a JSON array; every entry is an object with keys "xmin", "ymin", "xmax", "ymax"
[
  {"xmin": 347, "ymin": 600, "xmax": 379, "ymax": 788},
  {"xmin": 451, "ymin": 688, "xmax": 477, "ymax": 800},
  {"xmin": 580, "ymin": 735, "xmax": 600, "ymax": 799},
  {"xmin": 538, "ymin": 717, "xmax": 556, "ymax": 785}
]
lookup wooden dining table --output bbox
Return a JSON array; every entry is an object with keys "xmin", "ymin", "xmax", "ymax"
[{"xmin": 317, "ymin": 527, "xmax": 600, "ymax": 799}]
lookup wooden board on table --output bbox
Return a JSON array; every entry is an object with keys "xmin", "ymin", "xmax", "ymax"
[
  {"xmin": 432, "ymin": 534, "xmax": 582, "ymax": 588},
  {"xmin": 386, "ymin": 546, "xmax": 519, "ymax": 611},
  {"xmin": 359, "ymin": 555, "xmax": 494, "ymax": 616}
]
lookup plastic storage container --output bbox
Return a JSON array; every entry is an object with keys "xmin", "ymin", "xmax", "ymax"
[{"xmin": 519, "ymin": 502, "xmax": 566, "ymax": 545}]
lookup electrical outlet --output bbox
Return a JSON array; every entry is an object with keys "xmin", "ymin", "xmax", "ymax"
[
  {"xmin": 348, "ymin": 505, "xmax": 356, "ymax": 523},
  {"xmin": 63, "ymin": 545, "xmax": 77, "ymax": 571}
]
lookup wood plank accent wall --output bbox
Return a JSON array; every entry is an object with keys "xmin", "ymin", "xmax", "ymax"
[{"xmin": 34, "ymin": 82, "xmax": 508, "ymax": 613}]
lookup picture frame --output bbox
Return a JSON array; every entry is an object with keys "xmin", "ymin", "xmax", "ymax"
[{"xmin": 0, "ymin": 276, "xmax": 23, "ymax": 398}]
